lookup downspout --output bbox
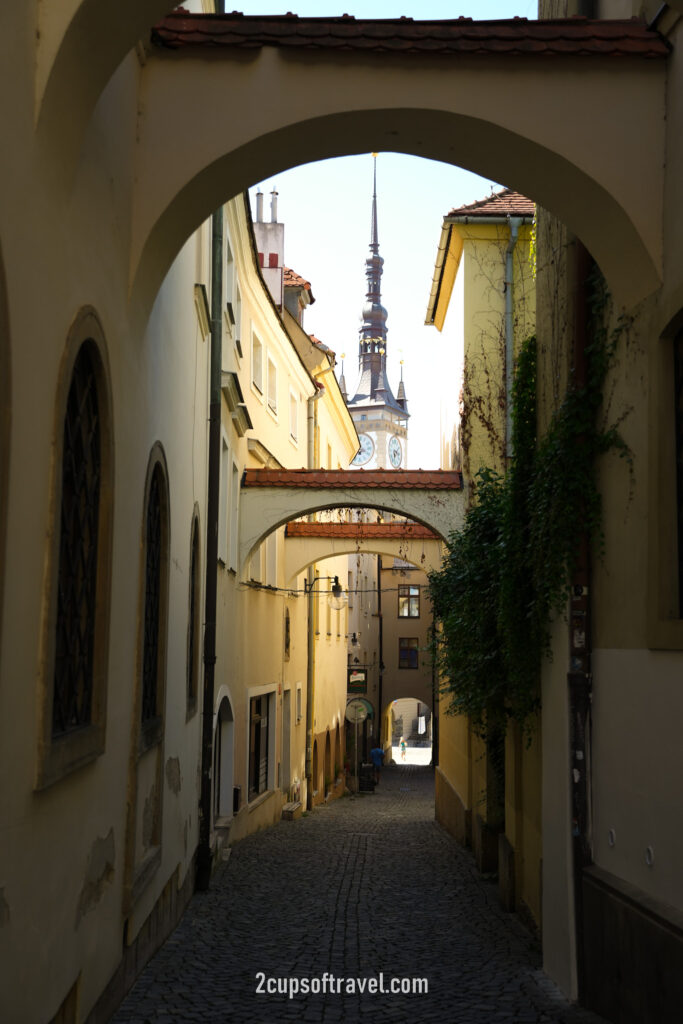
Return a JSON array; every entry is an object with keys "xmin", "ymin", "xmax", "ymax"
[
  {"xmin": 505, "ymin": 217, "xmax": 522, "ymax": 459},
  {"xmin": 305, "ymin": 383, "xmax": 325, "ymax": 810},
  {"xmin": 196, "ymin": 202, "xmax": 223, "ymax": 891},
  {"xmin": 568, "ymin": 240, "xmax": 593, "ymax": 1001},
  {"xmin": 376, "ymin": 554, "xmax": 383, "ymax": 750}
]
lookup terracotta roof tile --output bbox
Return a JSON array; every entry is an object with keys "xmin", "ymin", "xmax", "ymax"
[
  {"xmin": 242, "ymin": 468, "xmax": 462, "ymax": 490},
  {"xmin": 283, "ymin": 266, "xmax": 312, "ymax": 291},
  {"xmin": 152, "ymin": 15, "xmax": 669, "ymax": 60},
  {"xmin": 286, "ymin": 521, "xmax": 439, "ymax": 539},
  {"xmin": 448, "ymin": 187, "xmax": 535, "ymax": 219}
]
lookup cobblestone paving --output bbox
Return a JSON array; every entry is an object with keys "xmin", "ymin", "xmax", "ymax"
[{"xmin": 112, "ymin": 766, "xmax": 608, "ymax": 1024}]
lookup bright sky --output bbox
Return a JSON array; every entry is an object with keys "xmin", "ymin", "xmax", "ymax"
[{"xmin": 242, "ymin": 1, "xmax": 536, "ymax": 467}]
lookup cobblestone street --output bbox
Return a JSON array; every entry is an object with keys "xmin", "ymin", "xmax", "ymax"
[{"xmin": 112, "ymin": 767, "xmax": 607, "ymax": 1024}]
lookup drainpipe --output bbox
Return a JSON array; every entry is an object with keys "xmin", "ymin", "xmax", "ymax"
[
  {"xmin": 505, "ymin": 217, "xmax": 522, "ymax": 459},
  {"xmin": 305, "ymin": 383, "xmax": 325, "ymax": 810},
  {"xmin": 376, "ymin": 553, "xmax": 383, "ymax": 750},
  {"xmin": 196, "ymin": 203, "xmax": 223, "ymax": 891},
  {"xmin": 568, "ymin": 239, "xmax": 593, "ymax": 1001}
]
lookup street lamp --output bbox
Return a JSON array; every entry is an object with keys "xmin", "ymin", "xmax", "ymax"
[{"xmin": 304, "ymin": 574, "xmax": 347, "ymax": 610}]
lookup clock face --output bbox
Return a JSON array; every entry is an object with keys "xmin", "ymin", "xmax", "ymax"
[
  {"xmin": 352, "ymin": 433, "xmax": 374, "ymax": 466},
  {"xmin": 388, "ymin": 435, "xmax": 402, "ymax": 468}
]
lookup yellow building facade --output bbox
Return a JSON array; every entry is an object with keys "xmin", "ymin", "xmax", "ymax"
[
  {"xmin": 427, "ymin": 188, "xmax": 541, "ymax": 926},
  {"xmin": 3, "ymin": 2, "xmax": 683, "ymax": 1021}
]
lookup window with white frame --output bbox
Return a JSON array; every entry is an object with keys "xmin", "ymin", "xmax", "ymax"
[
  {"xmin": 249, "ymin": 543, "xmax": 262, "ymax": 583},
  {"xmin": 289, "ymin": 390, "xmax": 298, "ymax": 441},
  {"xmin": 229, "ymin": 459, "xmax": 239, "ymax": 571},
  {"xmin": 234, "ymin": 281, "xmax": 242, "ymax": 357},
  {"xmin": 265, "ymin": 532, "xmax": 277, "ymax": 587},
  {"xmin": 218, "ymin": 434, "xmax": 229, "ymax": 564},
  {"xmin": 252, "ymin": 331, "xmax": 263, "ymax": 393},
  {"xmin": 248, "ymin": 694, "xmax": 272, "ymax": 800},
  {"xmin": 267, "ymin": 355, "xmax": 277, "ymax": 414}
]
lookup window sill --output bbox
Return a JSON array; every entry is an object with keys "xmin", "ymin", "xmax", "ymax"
[
  {"xmin": 130, "ymin": 845, "xmax": 161, "ymax": 908},
  {"xmin": 35, "ymin": 722, "xmax": 105, "ymax": 791},
  {"xmin": 139, "ymin": 715, "xmax": 163, "ymax": 755},
  {"xmin": 247, "ymin": 790, "xmax": 274, "ymax": 812}
]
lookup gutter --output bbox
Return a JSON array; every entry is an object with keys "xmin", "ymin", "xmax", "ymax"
[
  {"xmin": 196, "ymin": 208, "xmax": 223, "ymax": 890},
  {"xmin": 304, "ymin": 375, "xmax": 327, "ymax": 810}
]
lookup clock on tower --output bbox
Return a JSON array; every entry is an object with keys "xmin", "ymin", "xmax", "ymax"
[
  {"xmin": 388, "ymin": 435, "xmax": 402, "ymax": 468},
  {"xmin": 352, "ymin": 433, "xmax": 374, "ymax": 466}
]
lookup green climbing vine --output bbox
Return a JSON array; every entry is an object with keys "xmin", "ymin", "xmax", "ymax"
[{"xmin": 428, "ymin": 270, "xmax": 632, "ymax": 743}]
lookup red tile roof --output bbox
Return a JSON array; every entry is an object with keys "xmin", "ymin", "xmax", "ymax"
[
  {"xmin": 283, "ymin": 266, "xmax": 312, "ymax": 291},
  {"xmin": 152, "ymin": 15, "xmax": 669, "ymax": 59},
  {"xmin": 286, "ymin": 521, "xmax": 440, "ymax": 539},
  {"xmin": 243, "ymin": 468, "xmax": 462, "ymax": 489},
  {"xmin": 448, "ymin": 187, "xmax": 535, "ymax": 219}
]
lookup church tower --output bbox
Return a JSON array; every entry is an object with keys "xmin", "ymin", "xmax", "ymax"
[{"xmin": 347, "ymin": 156, "xmax": 409, "ymax": 469}]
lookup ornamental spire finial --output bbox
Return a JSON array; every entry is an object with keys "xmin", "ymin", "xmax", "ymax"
[{"xmin": 359, "ymin": 154, "xmax": 387, "ymax": 357}]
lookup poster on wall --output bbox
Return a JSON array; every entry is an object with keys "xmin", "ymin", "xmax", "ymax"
[{"xmin": 347, "ymin": 668, "xmax": 367, "ymax": 694}]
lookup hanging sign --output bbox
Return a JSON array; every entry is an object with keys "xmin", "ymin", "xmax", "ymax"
[{"xmin": 347, "ymin": 668, "xmax": 367, "ymax": 694}]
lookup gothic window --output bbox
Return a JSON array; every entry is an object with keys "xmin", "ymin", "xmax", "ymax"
[
  {"xmin": 675, "ymin": 331, "xmax": 683, "ymax": 616},
  {"xmin": 38, "ymin": 312, "xmax": 113, "ymax": 790},
  {"xmin": 139, "ymin": 450, "xmax": 169, "ymax": 749},
  {"xmin": 52, "ymin": 344, "xmax": 101, "ymax": 736},
  {"xmin": 187, "ymin": 514, "xmax": 200, "ymax": 714}
]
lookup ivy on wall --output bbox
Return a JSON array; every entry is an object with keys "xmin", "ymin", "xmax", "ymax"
[{"xmin": 429, "ymin": 272, "xmax": 632, "ymax": 743}]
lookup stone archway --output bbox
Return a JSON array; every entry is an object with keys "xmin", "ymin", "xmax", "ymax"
[
  {"xmin": 239, "ymin": 468, "xmax": 463, "ymax": 572},
  {"xmin": 126, "ymin": 14, "xmax": 667, "ymax": 321},
  {"xmin": 30, "ymin": 7, "xmax": 669, "ymax": 328}
]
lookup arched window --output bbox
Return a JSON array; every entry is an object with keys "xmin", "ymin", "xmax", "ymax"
[
  {"xmin": 139, "ymin": 448, "xmax": 170, "ymax": 751},
  {"xmin": 52, "ymin": 343, "xmax": 101, "ymax": 735},
  {"xmin": 187, "ymin": 513, "xmax": 200, "ymax": 715},
  {"xmin": 37, "ymin": 311, "xmax": 113, "ymax": 790}
]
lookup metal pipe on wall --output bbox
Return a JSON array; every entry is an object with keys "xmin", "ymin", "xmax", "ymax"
[{"xmin": 196, "ymin": 203, "xmax": 223, "ymax": 891}]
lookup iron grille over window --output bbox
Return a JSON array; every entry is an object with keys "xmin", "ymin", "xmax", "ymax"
[
  {"xmin": 187, "ymin": 518, "xmax": 199, "ymax": 709},
  {"xmin": 248, "ymin": 695, "xmax": 269, "ymax": 799},
  {"xmin": 52, "ymin": 344, "xmax": 101, "ymax": 737},
  {"xmin": 142, "ymin": 466, "xmax": 162, "ymax": 724},
  {"xmin": 675, "ymin": 332, "xmax": 683, "ymax": 617}
]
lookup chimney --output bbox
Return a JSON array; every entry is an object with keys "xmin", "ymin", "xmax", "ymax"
[
  {"xmin": 255, "ymin": 190, "xmax": 264, "ymax": 222},
  {"xmin": 270, "ymin": 188, "xmax": 279, "ymax": 223}
]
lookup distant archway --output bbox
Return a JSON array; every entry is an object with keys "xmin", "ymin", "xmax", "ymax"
[{"xmin": 213, "ymin": 695, "xmax": 235, "ymax": 821}]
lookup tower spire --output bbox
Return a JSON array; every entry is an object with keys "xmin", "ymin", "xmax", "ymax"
[
  {"xmin": 370, "ymin": 153, "xmax": 379, "ymax": 255},
  {"xmin": 347, "ymin": 154, "xmax": 407, "ymax": 425},
  {"xmin": 359, "ymin": 154, "xmax": 388, "ymax": 359}
]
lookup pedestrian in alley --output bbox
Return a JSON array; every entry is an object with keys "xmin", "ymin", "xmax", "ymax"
[
  {"xmin": 369, "ymin": 744, "xmax": 385, "ymax": 784},
  {"xmin": 400, "ymin": 737, "xmax": 406, "ymax": 761}
]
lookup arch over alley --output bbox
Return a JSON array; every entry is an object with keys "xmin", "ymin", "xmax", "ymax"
[
  {"xmin": 239, "ymin": 467, "xmax": 463, "ymax": 573},
  {"xmin": 283, "ymin": 521, "xmax": 444, "ymax": 581},
  {"xmin": 130, "ymin": 13, "xmax": 667, "ymax": 319},
  {"xmin": 32, "ymin": 8, "xmax": 669, "ymax": 324}
]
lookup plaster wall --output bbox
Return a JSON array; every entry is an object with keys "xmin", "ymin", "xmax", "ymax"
[
  {"xmin": 0, "ymin": 42, "xmax": 211, "ymax": 1014},
  {"xmin": 379, "ymin": 561, "xmax": 434, "ymax": 714},
  {"xmin": 460, "ymin": 223, "xmax": 535, "ymax": 480}
]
